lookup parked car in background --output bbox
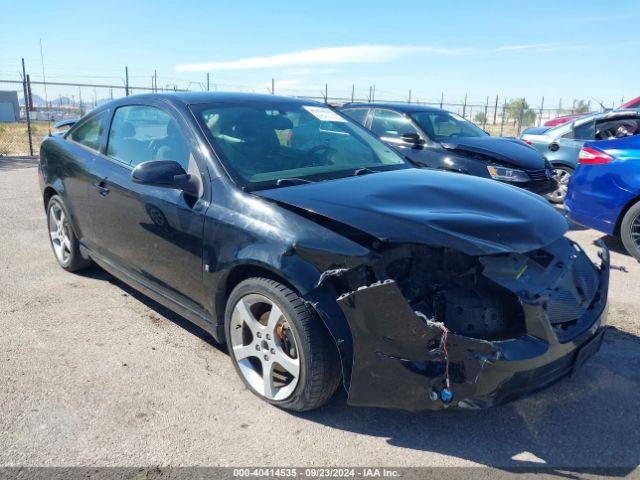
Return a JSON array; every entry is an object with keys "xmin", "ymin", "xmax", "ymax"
[
  {"xmin": 340, "ymin": 103, "xmax": 557, "ymax": 196},
  {"xmin": 39, "ymin": 92, "xmax": 609, "ymax": 412},
  {"xmin": 544, "ymin": 113, "xmax": 592, "ymax": 127},
  {"xmin": 566, "ymin": 135, "xmax": 640, "ymax": 261},
  {"xmin": 543, "ymin": 96, "xmax": 640, "ymax": 127},
  {"xmin": 521, "ymin": 110, "xmax": 640, "ymax": 202},
  {"xmin": 620, "ymin": 96, "xmax": 640, "ymax": 110}
]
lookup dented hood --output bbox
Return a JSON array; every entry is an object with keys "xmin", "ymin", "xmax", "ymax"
[
  {"xmin": 441, "ymin": 136, "xmax": 546, "ymax": 170},
  {"xmin": 256, "ymin": 169, "xmax": 568, "ymax": 255}
]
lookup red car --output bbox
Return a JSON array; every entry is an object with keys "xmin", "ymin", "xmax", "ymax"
[{"xmin": 543, "ymin": 96, "xmax": 640, "ymax": 127}]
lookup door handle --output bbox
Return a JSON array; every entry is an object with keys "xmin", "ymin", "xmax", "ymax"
[{"xmin": 93, "ymin": 181, "xmax": 110, "ymax": 197}]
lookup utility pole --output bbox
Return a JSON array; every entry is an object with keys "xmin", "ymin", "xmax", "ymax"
[
  {"xmin": 21, "ymin": 58, "xmax": 33, "ymax": 156},
  {"xmin": 125, "ymin": 66, "xmax": 130, "ymax": 96}
]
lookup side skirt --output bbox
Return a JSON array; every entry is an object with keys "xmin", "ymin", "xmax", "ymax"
[{"xmin": 80, "ymin": 245, "xmax": 225, "ymax": 343}]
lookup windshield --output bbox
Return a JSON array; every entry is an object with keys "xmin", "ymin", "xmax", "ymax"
[
  {"xmin": 193, "ymin": 102, "xmax": 407, "ymax": 190},
  {"xmin": 410, "ymin": 111, "xmax": 488, "ymax": 142}
]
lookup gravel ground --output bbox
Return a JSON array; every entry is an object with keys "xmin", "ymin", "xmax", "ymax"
[{"xmin": 1, "ymin": 158, "xmax": 639, "ymax": 473}]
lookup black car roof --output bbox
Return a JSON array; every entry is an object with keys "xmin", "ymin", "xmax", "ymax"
[
  {"xmin": 340, "ymin": 102, "xmax": 444, "ymax": 114},
  {"xmin": 98, "ymin": 91, "xmax": 325, "ymax": 109}
]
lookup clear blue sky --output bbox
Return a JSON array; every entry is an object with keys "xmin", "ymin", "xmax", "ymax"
[{"xmin": 2, "ymin": 0, "xmax": 638, "ymax": 106}]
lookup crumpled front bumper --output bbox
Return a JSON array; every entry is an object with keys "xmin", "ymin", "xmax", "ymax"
[{"xmin": 335, "ymin": 241, "xmax": 609, "ymax": 412}]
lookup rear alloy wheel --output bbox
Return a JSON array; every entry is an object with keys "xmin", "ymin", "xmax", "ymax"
[
  {"xmin": 46, "ymin": 195, "xmax": 92, "ymax": 272},
  {"xmin": 225, "ymin": 277, "xmax": 341, "ymax": 411},
  {"xmin": 545, "ymin": 166, "xmax": 573, "ymax": 203},
  {"xmin": 620, "ymin": 202, "xmax": 640, "ymax": 262}
]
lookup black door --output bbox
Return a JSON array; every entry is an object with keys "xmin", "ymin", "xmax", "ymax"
[
  {"xmin": 60, "ymin": 110, "xmax": 110, "ymax": 247},
  {"xmin": 86, "ymin": 103, "xmax": 208, "ymax": 311}
]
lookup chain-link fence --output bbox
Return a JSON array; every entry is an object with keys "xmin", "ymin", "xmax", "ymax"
[{"xmin": 0, "ymin": 64, "xmax": 610, "ymax": 157}]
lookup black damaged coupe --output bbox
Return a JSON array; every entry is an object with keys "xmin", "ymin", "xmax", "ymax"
[{"xmin": 39, "ymin": 93, "xmax": 609, "ymax": 412}]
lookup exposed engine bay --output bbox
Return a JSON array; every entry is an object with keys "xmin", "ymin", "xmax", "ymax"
[{"xmin": 306, "ymin": 236, "xmax": 609, "ymax": 411}]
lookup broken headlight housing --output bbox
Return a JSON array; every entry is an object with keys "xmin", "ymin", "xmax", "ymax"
[{"xmin": 487, "ymin": 165, "xmax": 530, "ymax": 183}]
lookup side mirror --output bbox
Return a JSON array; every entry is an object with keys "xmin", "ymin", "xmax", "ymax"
[
  {"xmin": 400, "ymin": 132, "xmax": 425, "ymax": 147},
  {"xmin": 131, "ymin": 160, "xmax": 199, "ymax": 196}
]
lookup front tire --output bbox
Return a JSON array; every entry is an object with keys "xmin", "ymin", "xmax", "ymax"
[
  {"xmin": 620, "ymin": 201, "xmax": 640, "ymax": 262},
  {"xmin": 46, "ymin": 195, "xmax": 92, "ymax": 272},
  {"xmin": 545, "ymin": 166, "xmax": 573, "ymax": 204},
  {"xmin": 224, "ymin": 277, "xmax": 341, "ymax": 411}
]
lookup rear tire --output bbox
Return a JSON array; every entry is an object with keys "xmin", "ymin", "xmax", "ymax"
[
  {"xmin": 545, "ymin": 166, "xmax": 573, "ymax": 204},
  {"xmin": 224, "ymin": 277, "xmax": 341, "ymax": 411},
  {"xmin": 46, "ymin": 195, "xmax": 92, "ymax": 272},
  {"xmin": 620, "ymin": 201, "xmax": 640, "ymax": 262}
]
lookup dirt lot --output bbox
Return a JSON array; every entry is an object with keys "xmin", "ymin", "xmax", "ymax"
[{"xmin": 1, "ymin": 158, "xmax": 639, "ymax": 473}]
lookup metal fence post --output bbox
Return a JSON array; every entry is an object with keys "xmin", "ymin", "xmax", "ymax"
[
  {"xmin": 499, "ymin": 100, "xmax": 506, "ymax": 136},
  {"xmin": 408, "ymin": 89, "xmax": 412, "ymax": 104},
  {"xmin": 21, "ymin": 58, "xmax": 33, "ymax": 157},
  {"xmin": 462, "ymin": 93, "xmax": 467, "ymax": 118},
  {"xmin": 440, "ymin": 92, "xmax": 444, "ymax": 109},
  {"xmin": 493, "ymin": 94, "xmax": 498, "ymax": 125},
  {"xmin": 271, "ymin": 78, "xmax": 275, "ymax": 95},
  {"xmin": 206, "ymin": 72, "xmax": 210, "ymax": 92},
  {"xmin": 482, "ymin": 96, "xmax": 489, "ymax": 129},
  {"xmin": 125, "ymin": 66, "xmax": 130, "ymax": 96},
  {"xmin": 538, "ymin": 96, "xmax": 544, "ymax": 126},
  {"xmin": 517, "ymin": 101, "xmax": 525, "ymax": 136},
  {"xmin": 351, "ymin": 84, "xmax": 355, "ymax": 103}
]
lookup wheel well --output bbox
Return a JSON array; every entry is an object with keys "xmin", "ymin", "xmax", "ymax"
[
  {"xmin": 614, "ymin": 195, "xmax": 640, "ymax": 236},
  {"xmin": 43, "ymin": 186, "xmax": 58, "ymax": 211},
  {"xmin": 215, "ymin": 264, "xmax": 297, "ymax": 326}
]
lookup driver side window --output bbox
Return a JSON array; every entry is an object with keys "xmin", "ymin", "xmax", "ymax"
[
  {"xmin": 107, "ymin": 105, "xmax": 192, "ymax": 171},
  {"xmin": 370, "ymin": 109, "xmax": 419, "ymax": 141}
]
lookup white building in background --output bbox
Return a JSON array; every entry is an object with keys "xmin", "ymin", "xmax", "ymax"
[{"xmin": 0, "ymin": 91, "xmax": 19, "ymax": 122}]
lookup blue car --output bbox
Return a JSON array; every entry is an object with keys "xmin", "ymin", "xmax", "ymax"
[
  {"xmin": 522, "ymin": 110, "xmax": 640, "ymax": 203},
  {"xmin": 565, "ymin": 135, "xmax": 640, "ymax": 260}
]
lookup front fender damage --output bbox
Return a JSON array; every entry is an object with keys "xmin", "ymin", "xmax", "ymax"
[{"xmin": 302, "ymin": 238, "xmax": 609, "ymax": 411}]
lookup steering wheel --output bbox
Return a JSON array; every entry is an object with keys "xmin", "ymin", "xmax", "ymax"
[{"xmin": 306, "ymin": 144, "xmax": 336, "ymax": 166}]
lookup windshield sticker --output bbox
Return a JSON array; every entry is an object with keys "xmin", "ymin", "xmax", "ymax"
[{"xmin": 303, "ymin": 106, "xmax": 347, "ymax": 122}]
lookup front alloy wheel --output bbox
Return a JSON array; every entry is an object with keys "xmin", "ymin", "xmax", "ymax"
[
  {"xmin": 225, "ymin": 277, "xmax": 341, "ymax": 411},
  {"xmin": 545, "ymin": 166, "xmax": 573, "ymax": 203},
  {"xmin": 230, "ymin": 293, "xmax": 301, "ymax": 401}
]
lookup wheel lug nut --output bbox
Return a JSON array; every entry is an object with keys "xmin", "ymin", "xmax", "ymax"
[
  {"xmin": 255, "ymin": 345, "xmax": 260, "ymax": 351},
  {"xmin": 256, "ymin": 332, "xmax": 262, "ymax": 338},
  {"xmin": 263, "ymin": 355, "xmax": 269, "ymax": 361},
  {"xmin": 270, "ymin": 348, "xmax": 275, "ymax": 354},
  {"xmin": 265, "ymin": 334, "xmax": 271, "ymax": 340}
]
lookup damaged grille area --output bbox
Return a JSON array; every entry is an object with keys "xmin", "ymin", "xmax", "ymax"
[{"xmin": 384, "ymin": 246, "xmax": 526, "ymax": 341}]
